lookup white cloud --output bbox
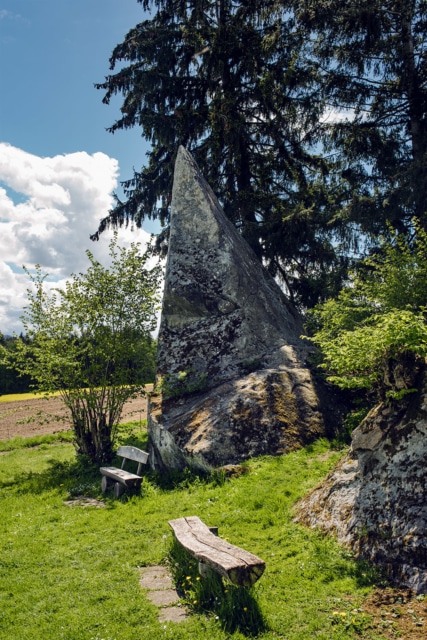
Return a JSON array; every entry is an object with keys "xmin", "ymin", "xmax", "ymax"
[
  {"xmin": 0, "ymin": 143, "xmax": 151, "ymax": 334},
  {"xmin": 320, "ymin": 107, "xmax": 368, "ymax": 125},
  {"xmin": 320, "ymin": 107, "xmax": 357, "ymax": 124},
  {"xmin": 0, "ymin": 9, "xmax": 24, "ymax": 22}
]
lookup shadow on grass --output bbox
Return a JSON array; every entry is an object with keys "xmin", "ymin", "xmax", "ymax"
[
  {"xmin": 0, "ymin": 421, "xmax": 152, "ymax": 497},
  {"xmin": 144, "ymin": 464, "xmax": 228, "ymax": 493},
  {"xmin": 2, "ymin": 452, "xmax": 159, "ymax": 499},
  {"xmin": 169, "ymin": 539, "xmax": 267, "ymax": 637},
  {"xmin": 0, "ymin": 455, "xmax": 102, "ymax": 497}
]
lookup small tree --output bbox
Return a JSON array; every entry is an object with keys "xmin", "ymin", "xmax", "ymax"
[
  {"xmin": 2, "ymin": 235, "xmax": 161, "ymax": 463},
  {"xmin": 307, "ymin": 223, "xmax": 427, "ymax": 400}
]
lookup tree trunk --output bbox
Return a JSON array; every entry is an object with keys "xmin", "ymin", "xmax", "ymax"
[{"xmin": 401, "ymin": 7, "xmax": 427, "ymax": 225}]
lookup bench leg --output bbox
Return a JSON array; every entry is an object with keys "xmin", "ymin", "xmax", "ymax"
[
  {"xmin": 199, "ymin": 561, "xmax": 217, "ymax": 581},
  {"xmin": 101, "ymin": 475, "xmax": 111, "ymax": 494},
  {"xmin": 114, "ymin": 482, "xmax": 125, "ymax": 498}
]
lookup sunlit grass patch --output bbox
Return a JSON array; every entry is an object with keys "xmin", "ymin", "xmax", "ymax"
[
  {"xmin": 0, "ymin": 438, "xmax": 386, "ymax": 639},
  {"xmin": 0, "ymin": 431, "xmax": 74, "ymax": 452}
]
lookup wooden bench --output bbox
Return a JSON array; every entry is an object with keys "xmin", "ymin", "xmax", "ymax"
[
  {"xmin": 168, "ymin": 516, "xmax": 265, "ymax": 587},
  {"xmin": 100, "ymin": 446, "xmax": 149, "ymax": 498}
]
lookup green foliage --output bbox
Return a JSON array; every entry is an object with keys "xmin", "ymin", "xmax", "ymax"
[
  {"xmin": 95, "ymin": 0, "xmax": 427, "ymax": 307},
  {"xmin": 95, "ymin": 0, "xmax": 351, "ymax": 307},
  {"xmin": 0, "ymin": 436, "xmax": 384, "ymax": 639},
  {"xmin": 158, "ymin": 369, "xmax": 208, "ymax": 399},
  {"xmin": 0, "ymin": 235, "xmax": 161, "ymax": 463},
  {"xmin": 169, "ymin": 540, "xmax": 266, "ymax": 636},
  {"xmin": 0, "ymin": 334, "xmax": 35, "ymax": 395},
  {"xmin": 307, "ymin": 224, "xmax": 427, "ymax": 397},
  {"xmin": 330, "ymin": 406, "xmax": 371, "ymax": 449},
  {"xmin": 297, "ymin": 0, "xmax": 427, "ymax": 239}
]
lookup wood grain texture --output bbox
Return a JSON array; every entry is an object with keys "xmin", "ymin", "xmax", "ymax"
[
  {"xmin": 116, "ymin": 446, "xmax": 149, "ymax": 464},
  {"xmin": 99, "ymin": 446, "xmax": 148, "ymax": 492},
  {"xmin": 169, "ymin": 516, "xmax": 265, "ymax": 586},
  {"xmin": 99, "ymin": 466, "xmax": 142, "ymax": 487}
]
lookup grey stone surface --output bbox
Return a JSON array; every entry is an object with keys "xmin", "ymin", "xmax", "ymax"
[
  {"xmin": 149, "ymin": 147, "xmax": 338, "ymax": 471},
  {"xmin": 139, "ymin": 565, "xmax": 188, "ymax": 623},
  {"xmin": 139, "ymin": 566, "xmax": 174, "ymax": 590},
  {"xmin": 148, "ymin": 590, "xmax": 180, "ymax": 606},
  {"xmin": 157, "ymin": 147, "xmax": 304, "ymax": 387},
  {"xmin": 296, "ymin": 372, "xmax": 427, "ymax": 593},
  {"xmin": 158, "ymin": 607, "xmax": 188, "ymax": 623}
]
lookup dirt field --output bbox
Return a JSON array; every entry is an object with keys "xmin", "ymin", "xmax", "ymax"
[{"xmin": 0, "ymin": 394, "xmax": 148, "ymax": 441}]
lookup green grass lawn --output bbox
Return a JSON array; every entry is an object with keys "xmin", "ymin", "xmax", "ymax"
[{"xmin": 0, "ymin": 426, "xmax": 388, "ymax": 640}]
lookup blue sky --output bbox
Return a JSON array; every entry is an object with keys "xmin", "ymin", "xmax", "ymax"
[
  {"xmin": 0, "ymin": 1, "xmax": 159, "ymax": 333},
  {"xmin": 1, "ymin": 0, "xmax": 150, "ymax": 194}
]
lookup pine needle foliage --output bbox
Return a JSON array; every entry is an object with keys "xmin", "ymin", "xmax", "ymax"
[
  {"xmin": 95, "ymin": 0, "xmax": 348, "ymax": 306},
  {"xmin": 297, "ymin": 0, "xmax": 427, "ymax": 239}
]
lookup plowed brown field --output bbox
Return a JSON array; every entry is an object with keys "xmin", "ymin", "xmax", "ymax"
[{"xmin": 0, "ymin": 393, "xmax": 148, "ymax": 441}]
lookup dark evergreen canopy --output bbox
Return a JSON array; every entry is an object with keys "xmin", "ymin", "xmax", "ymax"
[
  {"xmin": 298, "ymin": 0, "xmax": 427, "ymax": 241},
  {"xmin": 95, "ymin": 0, "xmax": 345, "ymax": 306}
]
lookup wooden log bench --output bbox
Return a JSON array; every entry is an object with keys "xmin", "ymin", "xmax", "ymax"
[
  {"xmin": 168, "ymin": 516, "xmax": 265, "ymax": 587},
  {"xmin": 100, "ymin": 446, "xmax": 149, "ymax": 498}
]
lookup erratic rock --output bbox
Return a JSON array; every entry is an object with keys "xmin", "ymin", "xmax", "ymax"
[
  {"xmin": 295, "ymin": 369, "xmax": 427, "ymax": 593},
  {"xmin": 148, "ymin": 147, "xmax": 339, "ymax": 472}
]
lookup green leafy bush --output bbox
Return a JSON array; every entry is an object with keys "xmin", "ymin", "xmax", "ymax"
[
  {"xmin": 307, "ymin": 223, "xmax": 427, "ymax": 399},
  {"xmin": 0, "ymin": 234, "xmax": 161, "ymax": 463}
]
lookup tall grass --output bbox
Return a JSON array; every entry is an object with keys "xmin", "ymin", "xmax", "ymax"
[{"xmin": 0, "ymin": 430, "xmax": 387, "ymax": 639}]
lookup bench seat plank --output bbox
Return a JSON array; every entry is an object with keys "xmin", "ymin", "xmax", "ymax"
[
  {"xmin": 99, "ymin": 446, "xmax": 148, "ymax": 495},
  {"xmin": 169, "ymin": 516, "xmax": 265, "ymax": 587},
  {"xmin": 100, "ymin": 466, "xmax": 142, "ymax": 487}
]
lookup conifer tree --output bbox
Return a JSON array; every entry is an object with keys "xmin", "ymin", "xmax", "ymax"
[
  {"xmin": 298, "ymin": 0, "xmax": 427, "ymax": 244},
  {"xmin": 95, "ymin": 0, "xmax": 345, "ymax": 306}
]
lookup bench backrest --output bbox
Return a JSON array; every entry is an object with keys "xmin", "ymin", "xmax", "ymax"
[{"xmin": 117, "ymin": 446, "xmax": 149, "ymax": 465}]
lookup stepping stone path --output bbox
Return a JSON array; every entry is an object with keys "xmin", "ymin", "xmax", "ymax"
[
  {"xmin": 139, "ymin": 565, "xmax": 188, "ymax": 623},
  {"xmin": 64, "ymin": 496, "xmax": 106, "ymax": 508}
]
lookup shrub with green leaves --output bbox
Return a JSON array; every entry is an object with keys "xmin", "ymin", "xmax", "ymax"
[
  {"xmin": 0, "ymin": 234, "xmax": 161, "ymax": 463},
  {"xmin": 307, "ymin": 223, "xmax": 427, "ymax": 399}
]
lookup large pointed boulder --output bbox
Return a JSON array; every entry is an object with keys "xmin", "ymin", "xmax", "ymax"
[{"xmin": 148, "ymin": 147, "xmax": 338, "ymax": 471}]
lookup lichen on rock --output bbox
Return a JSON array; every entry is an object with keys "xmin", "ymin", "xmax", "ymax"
[
  {"xmin": 148, "ymin": 147, "xmax": 338, "ymax": 472},
  {"xmin": 295, "ymin": 369, "xmax": 427, "ymax": 593}
]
